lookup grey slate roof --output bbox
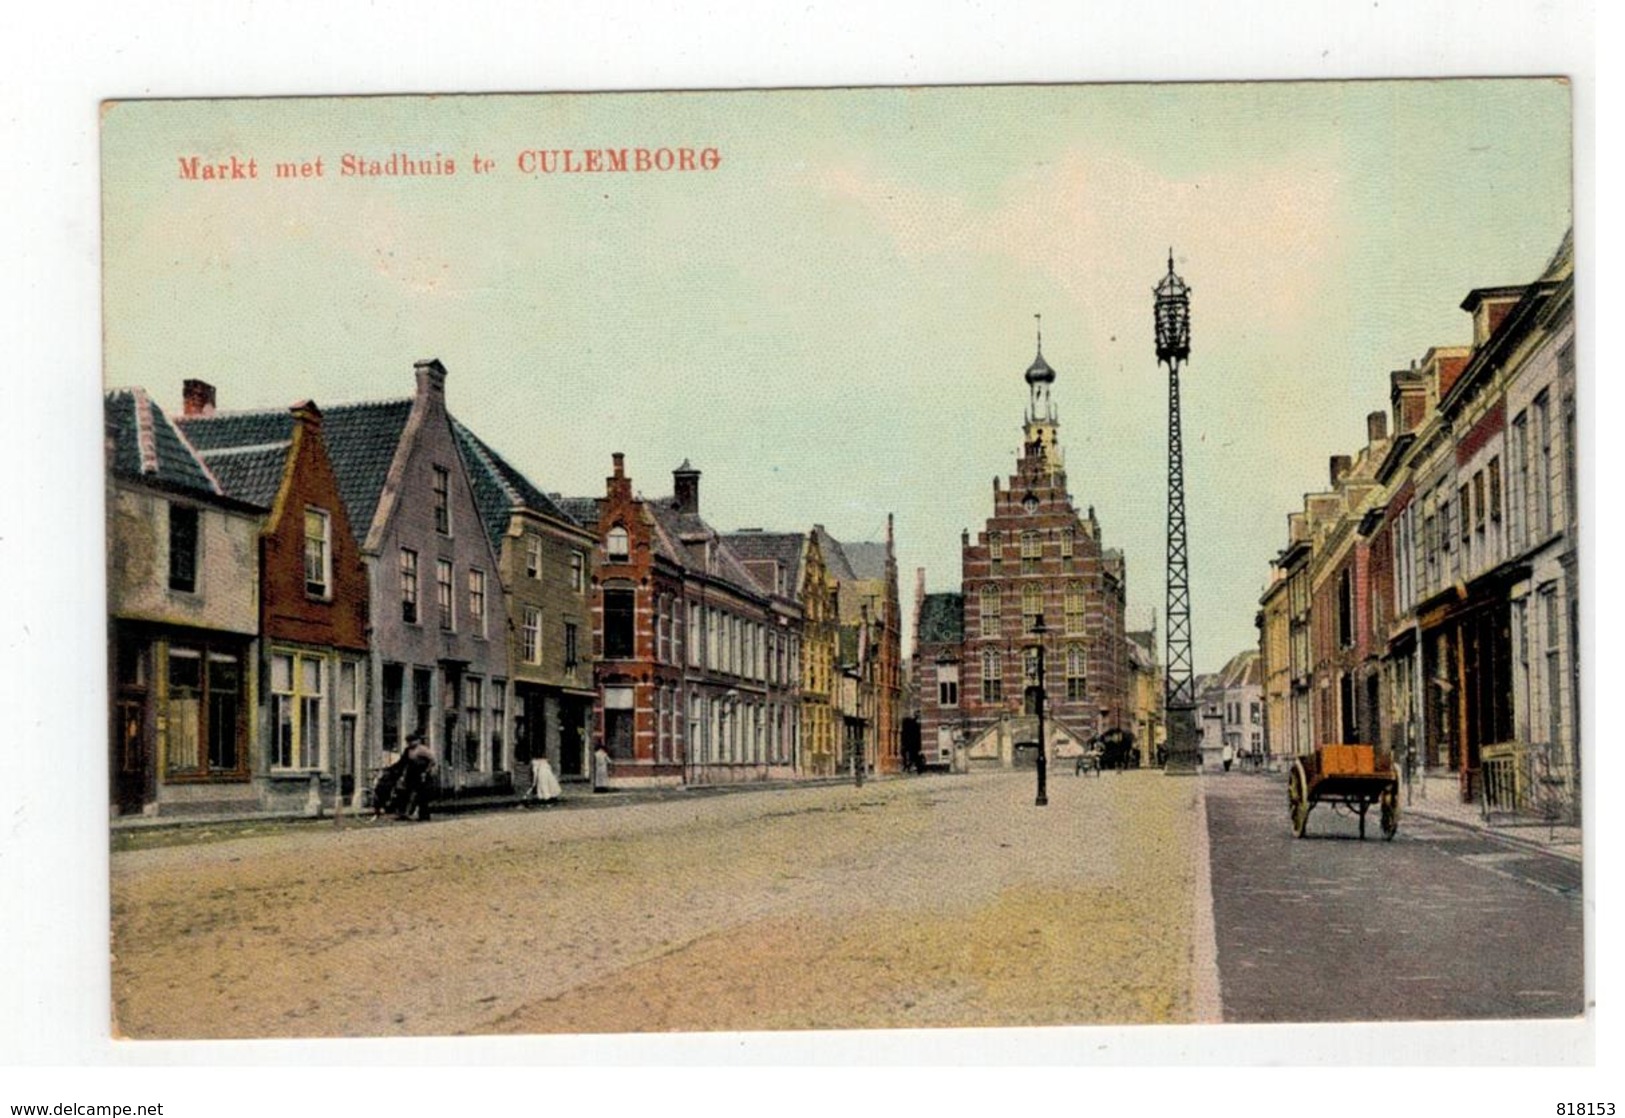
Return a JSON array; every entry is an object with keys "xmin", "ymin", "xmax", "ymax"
[
  {"xmin": 841, "ymin": 541, "xmax": 889, "ymax": 580},
  {"xmin": 917, "ymin": 593, "xmax": 964, "ymax": 646},
  {"xmin": 554, "ymin": 497, "xmax": 602, "ymax": 529},
  {"xmin": 812, "ymin": 527, "xmax": 858, "ymax": 582},
  {"xmin": 646, "ymin": 500, "xmax": 764, "ymax": 599},
  {"xmin": 105, "ymin": 389, "xmax": 224, "ymax": 498},
  {"xmin": 180, "ymin": 399, "xmax": 413, "ymax": 546},
  {"xmin": 203, "ymin": 443, "xmax": 292, "ymax": 508},
  {"xmin": 721, "ymin": 530, "xmax": 806, "ymax": 598},
  {"xmin": 451, "ymin": 419, "xmax": 576, "ymax": 551}
]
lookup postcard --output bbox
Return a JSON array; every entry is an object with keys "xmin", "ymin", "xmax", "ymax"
[{"xmin": 99, "ymin": 80, "xmax": 1582, "ymax": 1050}]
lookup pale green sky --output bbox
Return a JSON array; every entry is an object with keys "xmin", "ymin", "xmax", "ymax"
[{"xmin": 102, "ymin": 81, "xmax": 1571, "ymax": 671}]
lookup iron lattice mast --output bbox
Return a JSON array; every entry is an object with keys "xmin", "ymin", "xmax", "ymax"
[{"xmin": 1155, "ymin": 251, "xmax": 1199, "ymax": 770}]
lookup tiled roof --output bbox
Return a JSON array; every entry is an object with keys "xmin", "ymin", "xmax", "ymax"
[
  {"xmin": 181, "ymin": 399, "xmax": 413, "ymax": 546},
  {"xmin": 721, "ymin": 531, "xmax": 806, "ymax": 597},
  {"xmin": 105, "ymin": 389, "xmax": 224, "ymax": 498},
  {"xmin": 554, "ymin": 496, "xmax": 602, "ymax": 530},
  {"xmin": 451, "ymin": 419, "xmax": 576, "ymax": 551},
  {"xmin": 203, "ymin": 443, "xmax": 291, "ymax": 508},
  {"xmin": 647, "ymin": 500, "xmax": 764, "ymax": 600},
  {"xmin": 841, "ymin": 541, "xmax": 889, "ymax": 580},
  {"xmin": 917, "ymin": 592, "xmax": 964, "ymax": 646},
  {"xmin": 812, "ymin": 527, "xmax": 857, "ymax": 581}
]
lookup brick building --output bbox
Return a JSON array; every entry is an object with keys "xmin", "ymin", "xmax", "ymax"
[{"xmin": 920, "ymin": 333, "xmax": 1129, "ymax": 768}]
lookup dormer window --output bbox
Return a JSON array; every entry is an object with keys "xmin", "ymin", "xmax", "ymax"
[{"xmin": 607, "ymin": 525, "xmax": 630, "ymax": 562}]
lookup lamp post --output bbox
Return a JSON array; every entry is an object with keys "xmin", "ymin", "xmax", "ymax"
[
  {"xmin": 1030, "ymin": 614, "xmax": 1049, "ymax": 807},
  {"xmin": 1156, "ymin": 250, "xmax": 1201, "ymax": 773}
]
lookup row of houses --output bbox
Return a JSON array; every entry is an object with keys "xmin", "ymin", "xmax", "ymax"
[
  {"xmin": 1257, "ymin": 230, "xmax": 1578, "ymax": 818},
  {"xmin": 107, "ymin": 359, "xmax": 902, "ymax": 818}
]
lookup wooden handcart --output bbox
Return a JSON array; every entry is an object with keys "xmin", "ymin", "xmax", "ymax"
[{"xmin": 1287, "ymin": 744, "xmax": 1399, "ymax": 840}]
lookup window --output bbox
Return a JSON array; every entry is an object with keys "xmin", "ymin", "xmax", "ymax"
[
  {"xmin": 1022, "ymin": 583, "xmax": 1043, "ymax": 633},
  {"xmin": 1472, "ymin": 471, "xmax": 1486, "ymax": 531},
  {"xmin": 607, "ymin": 525, "xmax": 630, "ymax": 561},
  {"xmin": 988, "ymin": 531, "xmax": 1003, "ymax": 562},
  {"xmin": 436, "ymin": 559, "xmax": 454, "ymax": 630},
  {"xmin": 1542, "ymin": 584, "xmax": 1561, "ymax": 748},
  {"xmin": 338, "ymin": 660, "xmax": 360, "ymax": 771},
  {"xmin": 525, "ymin": 534, "xmax": 542, "ymax": 579},
  {"xmin": 1060, "ymin": 528, "xmax": 1074, "ymax": 559},
  {"xmin": 979, "ymin": 585, "xmax": 1000, "ymax": 638},
  {"xmin": 490, "ymin": 682, "xmax": 506, "ymax": 772},
  {"xmin": 469, "ymin": 568, "xmax": 487, "ymax": 638},
  {"xmin": 1535, "ymin": 391, "xmax": 1554, "ymax": 537},
  {"xmin": 304, "ymin": 508, "xmax": 331, "ymax": 597},
  {"xmin": 1337, "ymin": 567, "xmax": 1354, "ymax": 649},
  {"xmin": 1064, "ymin": 583, "xmax": 1085, "ymax": 635},
  {"xmin": 564, "ymin": 622, "xmax": 579, "ymax": 670},
  {"xmin": 164, "ymin": 647, "xmax": 242, "ymax": 777},
  {"xmin": 400, "ymin": 549, "xmax": 419, "ymax": 624},
  {"xmin": 463, "ymin": 677, "xmax": 484, "ymax": 770},
  {"xmin": 571, "ymin": 550, "xmax": 585, "ymax": 592},
  {"xmin": 981, "ymin": 649, "xmax": 1002, "ymax": 703},
  {"xmin": 1511, "ymin": 412, "xmax": 1529, "ymax": 548},
  {"xmin": 937, "ymin": 664, "xmax": 959, "ymax": 707},
  {"xmin": 1457, "ymin": 484, "xmax": 1470, "ymax": 546},
  {"xmin": 1021, "ymin": 530, "xmax": 1041, "ymax": 574},
  {"xmin": 271, "ymin": 652, "xmax": 325, "ymax": 771},
  {"xmin": 604, "ymin": 589, "xmax": 635, "ymax": 659},
  {"xmin": 168, "ymin": 504, "xmax": 199, "ymax": 593},
  {"xmin": 1488, "ymin": 457, "xmax": 1503, "ymax": 523},
  {"xmin": 1023, "ymin": 648, "xmax": 1040, "ymax": 687},
  {"xmin": 688, "ymin": 601, "xmax": 703, "ymax": 666},
  {"xmin": 381, "ymin": 663, "xmax": 403, "ymax": 752},
  {"xmin": 432, "ymin": 466, "xmax": 451, "ymax": 534},
  {"xmin": 1066, "ymin": 645, "xmax": 1086, "ymax": 701},
  {"xmin": 521, "ymin": 606, "xmax": 541, "ymax": 664},
  {"xmin": 689, "ymin": 693, "xmax": 703, "ymax": 761}
]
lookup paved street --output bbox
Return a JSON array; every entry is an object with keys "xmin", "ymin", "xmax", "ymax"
[
  {"xmin": 1203, "ymin": 773, "xmax": 1584, "ymax": 1022},
  {"xmin": 111, "ymin": 771, "xmax": 1208, "ymax": 1038}
]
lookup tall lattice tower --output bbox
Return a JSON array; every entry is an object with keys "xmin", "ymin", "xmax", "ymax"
[{"xmin": 1154, "ymin": 251, "xmax": 1199, "ymax": 772}]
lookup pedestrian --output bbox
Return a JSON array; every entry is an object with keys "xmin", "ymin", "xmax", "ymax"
[
  {"xmin": 533, "ymin": 755, "xmax": 562, "ymax": 804},
  {"xmin": 1221, "ymin": 741, "xmax": 1235, "ymax": 773},
  {"xmin": 592, "ymin": 743, "xmax": 610, "ymax": 793},
  {"xmin": 397, "ymin": 731, "xmax": 437, "ymax": 821}
]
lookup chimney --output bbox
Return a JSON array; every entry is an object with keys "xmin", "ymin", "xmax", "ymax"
[
  {"xmin": 1390, "ymin": 364, "xmax": 1430, "ymax": 435},
  {"xmin": 413, "ymin": 358, "xmax": 448, "ymax": 399},
  {"xmin": 673, "ymin": 459, "xmax": 701, "ymax": 514},
  {"xmin": 1329, "ymin": 454, "xmax": 1353, "ymax": 487},
  {"xmin": 607, "ymin": 452, "xmax": 632, "ymax": 502},
  {"xmin": 1366, "ymin": 410, "xmax": 1388, "ymax": 445},
  {"xmin": 183, "ymin": 378, "xmax": 216, "ymax": 417}
]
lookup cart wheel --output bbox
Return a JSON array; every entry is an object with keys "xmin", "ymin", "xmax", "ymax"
[
  {"xmin": 1289, "ymin": 760, "xmax": 1310, "ymax": 838},
  {"xmin": 1380, "ymin": 782, "xmax": 1399, "ymax": 840}
]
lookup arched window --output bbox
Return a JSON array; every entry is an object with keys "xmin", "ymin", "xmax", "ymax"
[
  {"xmin": 1065, "ymin": 583, "xmax": 1086, "ymax": 635},
  {"xmin": 979, "ymin": 584, "xmax": 1000, "ymax": 638},
  {"xmin": 981, "ymin": 648, "xmax": 1002, "ymax": 703},
  {"xmin": 1021, "ymin": 530, "xmax": 1041, "ymax": 573},
  {"xmin": 606, "ymin": 524, "xmax": 630, "ymax": 561},
  {"xmin": 1022, "ymin": 583, "xmax": 1044, "ymax": 632},
  {"xmin": 1066, "ymin": 644, "xmax": 1086, "ymax": 701}
]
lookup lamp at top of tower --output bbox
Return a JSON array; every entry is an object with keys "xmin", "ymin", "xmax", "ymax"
[{"xmin": 1154, "ymin": 249, "xmax": 1191, "ymax": 364}]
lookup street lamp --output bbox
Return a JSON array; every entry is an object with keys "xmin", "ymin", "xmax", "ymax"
[{"xmin": 1029, "ymin": 614, "xmax": 1049, "ymax": 807}]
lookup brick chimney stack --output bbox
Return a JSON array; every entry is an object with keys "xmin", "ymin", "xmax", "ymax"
[
  {"xmin": 413, "ymin": 358, "xmax": 447, "ymax": 399},
  {"xmin": 1366, "ymin": 410, "xmax": 1388, "ymax": 445},
  {"xmin": 183, "ymin": 378, "xmax": 216, "ymax": 417},
  {"xmin": 673, "ymin": 459, "xmax": 701, "ymax": 515},
  {"xmin": 1329, "ymin": 454, "xmax": 1353, "ymax": 487},
  {"xmin": 608, "ymin": 452, "xmax": 632, "ymax": 503}
]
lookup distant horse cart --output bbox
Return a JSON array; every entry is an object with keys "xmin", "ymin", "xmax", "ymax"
[{"xmin": 1287, "ymin": 744, "xmax": 1399, "ymax": 840}]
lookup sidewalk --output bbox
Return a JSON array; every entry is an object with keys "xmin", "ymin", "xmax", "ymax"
[
  {"xmin": 109, "ymin": 772, "xmax": 872, "ymax": 832},
  {"xmin": 1400, "ymin": 772, "xmax": 1583, "ymax": 863}
]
